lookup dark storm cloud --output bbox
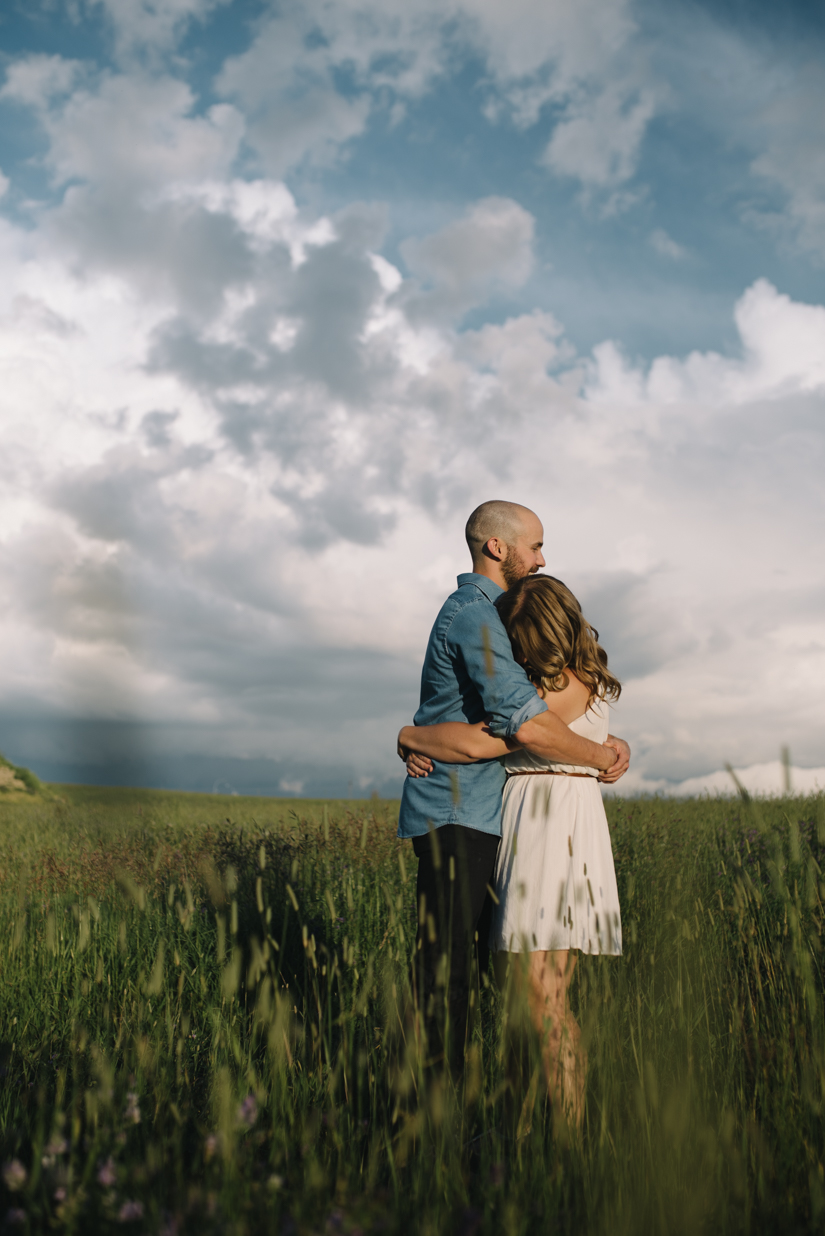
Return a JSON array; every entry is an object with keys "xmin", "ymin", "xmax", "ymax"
[{"xmin": 0, "ymin": 709, "xmax": 407, "ymax": 798}]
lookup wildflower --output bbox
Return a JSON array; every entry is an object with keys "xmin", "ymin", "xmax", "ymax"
[
  {"xmin": 2, "ymin": 1160, "xmax": 27, "ymax": 1192},
  {"xmin": 118, "ymin": 1200, "xmax": 144, "ymax": 1222},
  {"xmin": 267, "ymin": 1174, "xmax": 283, "ymax": 1192},
  {"xmin": 97, "ymin": 1158, "xmax": 117, "ymax": 1188},
  {"xmin": 44, "ymin": 1136, "xmax": 68, "ymax": 1158},
  {"xmin": 5, "ymin": 1209, "xmax": 26, "ymax": 1227},
  {"xmin": 124, "ymin": 1092, "xmax": 141, "ymax": 1124},
  {"xmin": 236, "ymin": 1094, "xmax": 258, "ymax": 1128},
  {"xmin": 54, "ymin": 1187, "xmax": 67, "ymax": 1203}
]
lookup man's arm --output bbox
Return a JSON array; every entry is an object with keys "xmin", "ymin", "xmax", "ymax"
[
  {"xmin": 404, "ymin": 725, "xmax": 630, "ymax": 778},
  {"xmin": 453, "ymin": 603, "xmax": 548, "ymax": 738},
  {"xmin": 515, "ymin": 710, "xmax": 618, "ymax": 772}
]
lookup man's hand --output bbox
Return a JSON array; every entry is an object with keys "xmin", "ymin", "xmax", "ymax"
[{"xmin": 598, "ymin": 735, "xmax": 630, "ymax": 783}]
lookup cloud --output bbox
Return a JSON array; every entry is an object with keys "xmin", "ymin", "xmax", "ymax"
[
  {"xmin": 458, "ymin": 0, "xmax": 659, "ymax": 201},
  {"xmin": 646, "ymin": 6, "xmax": 825, "ymax": 262},
  {"xmin": 2, "ymin": 131, "xmax": 824, "ymax": 790},
  {"xmin": 2, "ymin": 1, "xmax": 660, "ymax": 214},
  {"xmin": 211, "ymin": 0, "xmax": 656, "ymax": 194},
  {"xmin": 216, "ymin": 0, "xmax": 446, "ymax": 175},
  {"xmin": 279, "ymin": 778, "xmax": 304, "ymax": 795},
  {"xmin": 462, "ymin": 0, "xmax": 634, "ymax": 96},
  {"xmin": 613, "ymin": 760, "xmax": 825, "ymax": 799},
  {"xmin": 401, "ymin": 197, "xmax": 535, "ymax": 319},
  {"xmin": 725, "ymin": 55, "xmax": 825, "ymax": 262},
  {"xmin": 0, "ymin": 9, "xmax": 824, "ymax": 795},
  {"xmin": 649, "ymin": 228, "xmax": 687, "ymax": 260},
  {"xmin": 0, "ymin": 53, "xmax": 84, "ymax": 108},
  {"xmin": 640, "ymin": 279, "xmax": 825, "ymax": 403},
  {"xmin": 541, "ymin": 83, "xmax": 656, "ymax": 193},
  {"xmin": 39, "ymin": 71, "xmax": 243, "ymax": 192},
  {"xmin": 90, "ymin": 0, "xmax": 230, "ymax": 63}
]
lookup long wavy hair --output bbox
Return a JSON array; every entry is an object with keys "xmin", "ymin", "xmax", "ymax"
[{"xmin": 496, "ymin": 574, "xmax": 621, "ymax": 704}]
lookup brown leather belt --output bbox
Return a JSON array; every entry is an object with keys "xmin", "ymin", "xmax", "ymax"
[{"xmin": 508, "ymin": 769, "xmax": 594, "ymax": 778}]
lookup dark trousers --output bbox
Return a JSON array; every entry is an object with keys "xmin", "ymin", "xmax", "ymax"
[{"xmin": 412, "ymin": 825, "xmax": 500, "ymax": 1076}]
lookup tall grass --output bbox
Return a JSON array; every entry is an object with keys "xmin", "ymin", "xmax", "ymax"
[{"xmin": 1, "ymin": 786, "xmax": 824, "ymax": 1234}]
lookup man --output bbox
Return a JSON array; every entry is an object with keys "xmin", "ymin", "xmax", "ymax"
[{"xmin": 397, "ymin": 500, "xmax": 630, "ymax": 1076}]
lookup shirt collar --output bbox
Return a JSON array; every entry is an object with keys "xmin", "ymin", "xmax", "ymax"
[{"xmin": 456, "ymin": 572, "xmax": 504, "ymax": 603}]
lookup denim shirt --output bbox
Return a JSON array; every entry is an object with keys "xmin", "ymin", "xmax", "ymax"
[{"xmin": 397, "ymin": 573, "xmax": 547, "ymax": 838}]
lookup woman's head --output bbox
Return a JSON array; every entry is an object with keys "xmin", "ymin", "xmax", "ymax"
[{"xmin": 496, "ymin": 574, "xmax": 621, "ymax": 703}]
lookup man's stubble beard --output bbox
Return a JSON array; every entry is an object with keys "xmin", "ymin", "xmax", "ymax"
[{"xmin": 501, "ymin": 545, "xmax": 539, "ymax": 589}]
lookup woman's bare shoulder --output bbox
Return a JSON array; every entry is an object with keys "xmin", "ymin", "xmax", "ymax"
[{"xmin": 539, "ymin": 671, "xmax": 591, "ymax": 725}]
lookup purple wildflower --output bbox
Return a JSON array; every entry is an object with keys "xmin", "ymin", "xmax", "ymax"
[
  {"xmin": 97, "ymin": 1157, "xmax": 117, "ymax": 1188},
  {"xmin": 237, "ymin": 1094, "xmax": 258, "ymax": 1128},
  {"xmin": 124, "ymin": 1092, "xmax": 141, "ymax": 1125},
  {"xmin": 204, "ymin": 1133, "xmax": 221, "ymax": 1161},
  {"xmin": 2, "ymin": 1160, "xmax": 27, "ymax": 1192},
  {"xmin": 118, "ymin": 1199, "xmax": 145, "ymax": 1222}
]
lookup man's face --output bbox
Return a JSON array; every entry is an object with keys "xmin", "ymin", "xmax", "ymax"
[{"xmin": 501, "ymin": 511, "xmax": 545, "ymax": 588}]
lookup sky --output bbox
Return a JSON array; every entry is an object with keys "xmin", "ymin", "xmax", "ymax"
[{"xmin": 0, "ymin": 0, "xmax": 824, "ymax": 798}]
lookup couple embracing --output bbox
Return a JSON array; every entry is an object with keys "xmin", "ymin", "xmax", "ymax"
[{"xmin": 396, "ymin": 500, "xmax": 630, "ymax": 1123}]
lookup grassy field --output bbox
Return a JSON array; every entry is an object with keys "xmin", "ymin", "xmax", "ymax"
[{"xmin": 1, "ymin": 784, "xmax": 824, "ymax": 1235}]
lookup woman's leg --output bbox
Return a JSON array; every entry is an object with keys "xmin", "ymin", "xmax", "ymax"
[
  {"xmin": 525, "ymin": 949, "xmax": 585, "ymax": 1126},
  {"xmin": 494, "ymin": 949, "xmax": 586, "ymax": 1130}
]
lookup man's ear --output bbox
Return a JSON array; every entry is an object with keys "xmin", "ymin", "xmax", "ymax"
[{"xmin": 484, "ymin": 536, "xmax": 506, "ymax": 562}]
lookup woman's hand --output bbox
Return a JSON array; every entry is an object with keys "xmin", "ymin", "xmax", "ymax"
[
  {"xmin": 406, "ymin": 752, "xmax": 434, "ymax": 778},
  {"xmin": 398, "ymin": 728, "xmax": 435, "ymax": 777},
  {"xmin": 597, "ymin": 735, "xmax": 631, "ymax": 783}
]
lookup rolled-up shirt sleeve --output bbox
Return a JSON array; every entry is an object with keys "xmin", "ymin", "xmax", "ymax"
[{"xmin": 447, "ymin": 601, "xmax": 547, "ymax": 737}]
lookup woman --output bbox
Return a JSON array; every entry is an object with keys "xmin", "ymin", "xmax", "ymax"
[{"xmin": 398, "ymin": 574, "xmax": 622, "ymax": 1125}]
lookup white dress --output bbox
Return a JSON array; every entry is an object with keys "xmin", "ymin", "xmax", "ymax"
[{"xmin": 490, "ymin": 700, "xmax": 622, "ymax": 955}]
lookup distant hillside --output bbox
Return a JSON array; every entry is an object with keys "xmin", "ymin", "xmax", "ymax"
[{"xmin": 0, "ymin": 751, "xmax": 44, "ymax": 798}]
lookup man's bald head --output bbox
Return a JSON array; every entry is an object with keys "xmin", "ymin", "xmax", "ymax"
[
  {"xmin": 464, "ymin": 500, "xmax": 546, "ymax": 589},
  {"xmin": 465, "ymin": 501, "xmax": 534, "ymax": 563}
]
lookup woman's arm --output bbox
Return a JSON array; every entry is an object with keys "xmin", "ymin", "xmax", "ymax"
[{"xmin": 398, "ymin": 720, "xmax": 518, "ymax": 764}]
